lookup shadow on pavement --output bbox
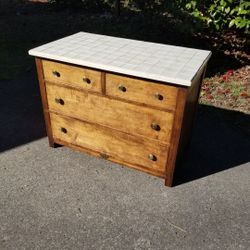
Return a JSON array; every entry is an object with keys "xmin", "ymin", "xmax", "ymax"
[
  {"xmin": 174, "ymin": 104, "xmax": 250, "ymax": 185},
  {"xmin": 0, "ymin": 71, "xmax": 46, "ymax": 152}
]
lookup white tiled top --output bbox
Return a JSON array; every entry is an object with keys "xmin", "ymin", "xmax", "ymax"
[{"xmin": 29, "ymin": 32, "xmax": 211, "ymax": 86}]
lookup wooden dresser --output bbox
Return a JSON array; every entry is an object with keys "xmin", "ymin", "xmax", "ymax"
[{"xmin": 29, "ymin": 32, "xmax": 211, "ymax": 186}]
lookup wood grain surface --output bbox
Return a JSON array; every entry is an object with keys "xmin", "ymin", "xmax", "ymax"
[
  {"xmin": 42, "ymin": 60, "xmax": 102, "ymax": 93},
  {"xmin": 46, "ymin": 83, "xmax": 174, "ymax": 142},
  {"xmin": 50, "ymin": 113, "xmax": 169, "ymax": 172},
  {"xmin": 35, "ymin": 58, "xmax": 56, "ymax": 147},
  {"xmin": 106, "ymin": 73, "xmax": 178, "ymax": 110},
  {"xmin": 165, "ymin": 87, "xmax": 188, "ymax": 187}
]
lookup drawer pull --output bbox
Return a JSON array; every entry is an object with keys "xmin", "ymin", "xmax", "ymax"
[
  {"xmin": 83, "ymin": 77, "xmax": 91, "ymax": 84},
  {"xmin": 118, "ymin": 85, "xmax": 126, "ymax": 92},
  {"xmin": 60, "ymin": 127, "xmax": 67, "ymax": 134},
  {"xmin": 55, "ymin": 98, "xmax": 64, "ymax": 105},
  {"xmin": 52, "ymin": 71, "xmax": 60, "ymax": 77},
  {"xmin": 155, "ymin": 93, "xmax": 163, "ymax": 100},
  {"xmin": 151, "ymin": 123, "xmax": 161, "ymax": 131},
  {"xmin": 148, "ymin": 154, "xmax": 157, "ymax": 161}
]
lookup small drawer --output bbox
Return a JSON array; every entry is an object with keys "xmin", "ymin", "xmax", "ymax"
[
  {"xmin": 46, "ymin": 83, "xmax": 174, "ymax": 142},
  {"xmin": 42, "ymin": 60, "xmax": 102, "ymax": 93},
  {"xmin": 106, "ymin": 73, "xmax": 178, "ymax": 110},
  {"xmin": 50, "ymin": 113, "xmax": 169, "ymax": 173}
]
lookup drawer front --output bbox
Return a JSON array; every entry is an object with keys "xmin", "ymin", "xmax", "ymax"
[
  {"xmin": 42, "ymin": 60, "xmax": 102, "ymax": 93},
  {"xmin": 46, "ymin": 83, "xmax": 174, "ymax": 142},
  {"xmin": 50, "ymin": 113, "xmax": 168, "ymax": 172},
  {"xmin": 106, "ymin": 73, "xmax": 178, "ymax": 110}
]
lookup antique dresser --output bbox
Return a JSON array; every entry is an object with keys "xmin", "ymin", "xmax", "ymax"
[{"xmin": 29, "ymin": 32, "xmax": 211, "ymax": 186}]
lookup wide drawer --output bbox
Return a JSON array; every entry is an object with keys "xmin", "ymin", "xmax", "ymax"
[
  {"xmin": 46, "ymin": 83, "xmax": 174, "ymax": 142},
  {"xmin": 50, "ymin": 113, "xmax": 169, "ymax": 172},
  {"xmin": 42, "ymin": 60, "xmax": 102, "ymax": 93},
  {"xmin": 106, "ymin": 73, "xmax": 178, "ymax": 110}
]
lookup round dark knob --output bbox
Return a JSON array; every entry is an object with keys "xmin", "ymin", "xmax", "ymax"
[
  {"xmin": 83, "ymin": 77, "xmax": 91, "ymax": 84},
  {"xmin": 155, "ymin": 93, "xmax": 163, "ymax": 100},
  {"xmin": 148, "ymin": 154, "xmax": 157, "ymax": 161},
  {"xmin": 151, "ymin": 123, "xmax": 161, "ymax": 131},
  {"xmin": 60, "ymin": 127, "xmax": 67, "ymax": 134},
  {"xmin": 55, "ymin": 98, "xmax": 64, "ymax": 105},
  {"xmin": 52, "ymin": 71, "xmax": 60, "ymax": 77},
  {"xmin": 118, "ymin": 85, "xmax": 126, "ymax": 92}
]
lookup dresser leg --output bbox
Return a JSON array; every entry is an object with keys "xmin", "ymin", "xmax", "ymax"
[
  {"xmin": 50, "ymin": 143, "xmax": 61, "ymax": 148},
  {"xmin": 48, "ymin": 139, "xmax": 61, "ymax": 148},
  {"xmin": 165, "ymin": 176, "xmax": 173, "ymax": 187}
]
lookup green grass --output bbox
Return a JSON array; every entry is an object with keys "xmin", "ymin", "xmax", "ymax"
[{"xmin": 230, "ymin": 84, "xmax": 245, "ymax": 98}]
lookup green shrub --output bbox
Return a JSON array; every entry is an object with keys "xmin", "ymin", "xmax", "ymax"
[{"xmin": 175, "ymin": 0, "xmax": 250, "ymax": 31}]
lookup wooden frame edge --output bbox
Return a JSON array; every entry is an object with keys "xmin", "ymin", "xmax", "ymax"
[
  {"xmin": 165, "ymin": 87, "xmax": 188, "ymax": 187},
  {"xmin": 35, "ymin": 58, "xmax": 57, "ymax": 147}
]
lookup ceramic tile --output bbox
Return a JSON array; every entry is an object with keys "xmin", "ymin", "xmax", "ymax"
[{"xmin": 28, "ymin": 32, "xmax": 211, "ymax": 86}]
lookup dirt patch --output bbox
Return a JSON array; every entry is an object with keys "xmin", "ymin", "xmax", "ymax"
[{"xmin": 200, "ymin": 66, "xmax": 250, "ymax": 114}]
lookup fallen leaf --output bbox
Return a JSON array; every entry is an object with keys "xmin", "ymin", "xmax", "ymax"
[
  {"xmin": 217, "ymin": 88, "xmax": 226, "ymax": 94},
  {"xmin": 207, "ymin": 94, "xmax": 214, "ymax": 99},
  {"xmin": 200, "ymin": 91, "xmax": 205, "ymax": 97},
  {"xmin": 222, "ymin": 75, "xmax": 228, "ymax": 82},
  {"xmin": 240, "ymin": 92, "xmax": 250, "ymax": 98},
  {"xmin": 227, "ymin": 69, "xmax": 234, "ymax": 76}
]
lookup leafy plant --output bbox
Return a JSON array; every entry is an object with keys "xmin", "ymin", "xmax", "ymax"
[{"xmin": 175, "ymin": 0, "xmax": 250, "ymax": 31}]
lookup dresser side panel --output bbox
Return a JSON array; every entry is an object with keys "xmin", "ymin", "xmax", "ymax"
[
  {"xmin": 177, "ymin": 66, "xmax": 207, "ymax": 158},
  {"xmin": 169, "ymin": 65, "xmax": 207, "ymax": 186}
]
